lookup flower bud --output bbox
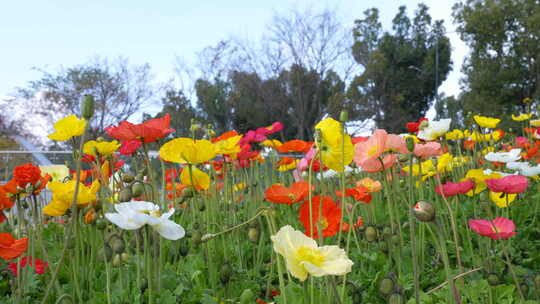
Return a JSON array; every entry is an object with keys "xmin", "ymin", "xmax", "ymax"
[
  {"xmin": 131, "ymin": 183, "xmax": 144, "ymax": 197},
  {"xmin": 248, "ymin": 227, "xmax": 259, "ymax": 243},
  {"xmin": 112, "ymin": 254, "xmax": 122, "ymax": 267},
  {"xmin": 388, "ymin": 293, "xmax": 403, "ymax": 304},
  {"xmin": 365, "ymin": 226, "xmax": 378, "ymax": 242},
  {"xmin": 122, "ymin": 174, "xmax": 135, "ymax": 183},
  {"xmin": 339, "ymin": 110, "xmax": 349, "ymax": 123},
  {"xmin": 406, "ymin": 137, "xmax": 415, "ymax": 152},
  {"xmin": 118, "ymin": 188, "xmax": 132, "ymax": 202},
  {"xmin": 220, "ymin": 263, "xmax": 232, "ymax": 283},
  {"xmin": 95, "ymin": 218, "xmax": 107, "ymax": 230},
  {"xmin": 412, "ymin": 201, "xmax": 436, "ymax": 222},
  {"xmin": 110, "ymin": 236, "xmax": 125, "ymax": 254},
  {"xmin": 121, "ymin": 252, "xmax": 129, "ymax": 263},
  {"xmin": 487, "ymin": 273, "xmax": 499, "ymax": 286},
  {"xmin": 378, "ymin": 277, "xmax": 395, "ymax": 296},
  {"xmin": 81, "ymin": 94, "xmax": 95, "ymax": 120},
  {"xmin": 84, "ymin": 209, "xmax": 97, "ymax": 224}
]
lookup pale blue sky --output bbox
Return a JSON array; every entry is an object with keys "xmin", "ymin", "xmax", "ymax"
[{"xmin": 1, "ymin": 0, "xmax": 465, "ymax": 116}]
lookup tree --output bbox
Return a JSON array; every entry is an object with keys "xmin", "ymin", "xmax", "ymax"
[
  {"xmin": 194, "ymin": 78, "xmax": 233, "ymax": 135},
  {"xmin": 453, "ymin": 0, "xmax": 540, "ymax": 117},
  {"xmin": 154, "ymin": 89, "xmax": 202, "ymax": 138},
  {"xmin": 18, "ymin": 57, "xmax": 155, "ymax": 139},
  {"xmin": 349, "ymin": 4, "xmax": 452, "ymax": 133},
  {"xmin": 434, "ymin": 95, "xmax": 466, "ymax": 129}
]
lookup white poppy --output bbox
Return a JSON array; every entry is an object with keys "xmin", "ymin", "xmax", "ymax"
[
  {"xmin": 271, "ymin": 225, "xmax": 353, "ymax": 281},
  {"xmin": 507, "ymin": 161, "xmax": 540, "ymax": 177},
  {"xmin": 417, "ymin": 119, "xmax": 451, "ymax": 141},
  {"xmin": 105, "ymin": 201, "xmax": 185, "ymax": 240},
  {"xmin": 485, "ymin": 149, "xmax": 521, "ymax": 163}
]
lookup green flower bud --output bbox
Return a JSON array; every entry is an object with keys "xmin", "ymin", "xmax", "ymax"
[
  {"xmin": 378, "ymin": 277, "xmax": 395, "ymax": 296},
  {"xmin": 81, "ymin": 94, "xmax": 95, "ymax": 120},
  {"xmin": 118, "ymin": 188, "xmax": 132, "ymax": 202},
  {"xmin": 122, "ymin": 174, "xmax": 135, "ymax": 183},
  {"xmin": 248, "ymin": 227, "xmax": 259, "ymax": 243},
  {"xmin": 487, "ymin": 273, "xmax": 499, "ymax": 286},
  {"xmin": 388, "ymin": 293, "xmax": 403, "ymax": 304},
  {"xmin": 131, "ymin": 183, "xmax": 144, "ymax": 197},
  {"xmin": 365, "ymin": 226, "xmax": 378, "ymax": 242},
  {"xmin": 339, "ymin": 110, "xmax": 349, "ymax": 123}
]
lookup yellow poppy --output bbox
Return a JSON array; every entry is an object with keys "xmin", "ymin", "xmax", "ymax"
[
  {"xmin": 39, "ymin": 165, "xmax": 69, "ymax": 182},
  {"xmin": 511, "ymin": 113, "xmax": 532, "ymax": 121},
  {"xmin": 260, "ymin": 139, "xmax": 283, "ymax": 148},
  {"xmin": 213, "ymin": 135, "xmax": 242, "ymax": 155},
  {"xmin": 48, "ymin": 115, "xmax": 87, "ymax": 141},
  {"xmin": 473, "ymin": 115, "xmax": 500, "ymax": 128},
  {"xmin": 314, "ymin": 118, "xmax": 353, "ymax": 172},
  {"xmin": 83, "ymin": 140, "xmax": 120, "ymax": 156},
  {"xmin": 160, "ymin": 138, "xmax": 216, "ymax": 164},
  {"xmin": 180, "ymin": 166, "xmax": 210, "ymax": 190},
  {"xmin": 445, "ymin": 129, "xmax": 465, "ymax": 140},
  {"xmin": 489, "ymin": 191, "xmax": 516, "ymax": 208},
  {"xmin": 43, "ymin": 180, "xmax": 100, "ymax": 216},
  {"xmin": 531, "ymin": 119, "xmax": 540, "ymax": 127},
  {"xmin": 462, "ymin": 169, "xmax": 501, "ymax": 196}
]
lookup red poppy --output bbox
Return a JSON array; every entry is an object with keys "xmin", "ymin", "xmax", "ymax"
[
  {"xmin": 276, "ymin": 140, "xmax": 313, "ymax": 153},
  {"xmin": 435, "ymin": 180, "xmax": 475, "ymax": 197},
  {"xmin": 463, "ymin": 140, "xmax": 476, "ymax": 150},
  {"xmin": 406, "ymin": 118, "xmax": 428, "ymax": 133},
  {"xmin": 265, "ymin": 181, "xmax": 311, "ymax": 204},
  {"xmin": 0, "ymin": 233, "xmax": 28, "ymax": 260},
  {"xmin": 13, "ymin": 163, "xmax": 41, "ymax": 188},
  {"xmin": 119, "ymin": 140, "xmax": 142, "ymax": 155},
  {"xmin": 351, "ymin": 136, "xmax": 369, "ymax": 144},
  {"xmin": 0, "ymin": 187, "xmax": 14, "ymax": 223},
  {"xmin": 299, "ymin": 195, "xmax": 342, "ymax": 238},
  {"xmin": 165, "ymin": 168, "xmax": 178, "ymax": 182},
  {"xmin": 105, "ymin": 113, "xmax": 175, "ymax": 144},
  {"xmin": 335, "ymin": 185, "xmax": 372, "ymax": 203},
  {"xmin": 8, "ymin": 256, "xmax": 49, "ymax": 276},
  {"xmin": 341, "ymin": 216, "xmax": 364, "ymax": 232},
  {"xmin": 468, "ymin": 217, "xmax": 516, "ymax": 240}
]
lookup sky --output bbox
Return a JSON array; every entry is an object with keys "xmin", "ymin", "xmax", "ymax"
[{"xmin": 0, "ymin": 0, "xmax": 466, "ymax": 120}]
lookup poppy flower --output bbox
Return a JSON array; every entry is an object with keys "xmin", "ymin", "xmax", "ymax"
[
  {"xmin": 8, "ymin": 256, "xmax": 49, "ymax": 276},
  {"xmin": 105, "ymin": 113, "xmax": 174, "ymax": 144},
  {"xmin": 489, "ymin": 191, "xmax": 517, "ymax": 208},
  {"xmin": 359, "ymin": 154, "xmax": 398, "ymax": 173},
  {"xmin": 39, "ymin": 165, "xmax": 69, "ymax": 182},
  {"xmin": 260, "ymin": 139, "xmax": 283, "ymax": 149},
  {"xmin": 276, "ymin": 157, "xmax": 299, "ymax": 171},
  {"xmin": 0, "ymin": 187, "xmax": 14, "ymax": 223},
  {"xmin": 335, "ymin": 185, "xmax": 372, "ymax": 203},
  {"xmin": 159, "ymin": 138, "xmax": 216, "ymax": 165},
  {"xmin": 473, "ymin": 115, "xmax": 501, "ymax": 128},
  {"xmin": 48, "ymin": 115, "xmax": 87, "ymax": 141},
  {"xmin": 463, "ymin": 140, "xmax": 476, "ymax": 150},
  {"xmin": 119, "ymin": 140, "xmax": 142, "ymax": 155},
  {"xmin": 271, "ymin": 225, "xmax": 353, "ymax": 281},
  {"xmin": 463, "ymin": 169, "xmax": 501, "ymax": 196},
  {"xmin": 211, "ymin": 131, "xmax": 240, "ymax": 143},
  {"xmin": 468, "ymin": 217, "xmax": 516, "ymax": 240},
  {"xmin": 179, "ymin": 166, "xmax": 210, "ymax": 191},
  {"xmin": 11, "ymin": 164, "xmax": 50, "ymax": 195},
  {"xmin": 276, "ymin": 140, "xmax": 313, "ymax": 153},
  {"xmin": 265, "ymin": 181, "xmax": 311, "ymax": 204},
  {"xmin": 413, "ymin": 142, "xmax": 442, "ymax": 159},
  {"xmin": 83, "ymin": 140, "xmax": 121, "ymax": 156},
  {"xmin": 105, "ymin": 201, "xmax": 185, "ymax": 240},
  {"xmin": 341, "ymin": 216, "xmax": 364, "ymax": 232},
  {"xmin": 417, "ymin": 119, "xmax": 451, "ymax": 141},
  {"xmin": 485, "ymin": 149, "xmax": 521, "ymax": 163},
  {"xmin": 435, "ymin": 180, "xmax": 475, "ymax": 197},
  {"xmin": 445, "ymin": 129, "xmax": 465, "ymax": 140},
  {"xmin": 0, "ymin": 233, "xmax": 28, "ymax": 260},
  {"xmin": 356, "ymin": 178, "xmax": 382, "ymax": 193},
  {"xmin": 299, "ymin": 195, "xmax": 342, "ymax": 238},
  {"xmin": 213, "ymin": 135, "xmax": 242, "ymax": 155},
  {"xmin": 314, "ymin": 118, "xmax": 354, "ymax": 172},
  {"xmin": 406, "ymin": 118, "xmax": 428, "ymax": 133},
  {"xmin": 507, "ymin": 162, "xmax": 540, "ymax": 177},
  {"xmin": 485, "ymin": 175, "xmax": 528, "ymax": 194},
  {"xmin": 43, "ymin": 180, "xmax": 100, "ymax": 216}
]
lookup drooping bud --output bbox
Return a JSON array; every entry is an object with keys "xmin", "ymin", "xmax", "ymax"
[
  {"xmin": 81, "ymin": 94, "xmax": 95, "ymax": 120},
  {"xmin": 365, "ymin": 226, "xmax": 378, "ymax": 242},
  {"xmin": 378, "ymin": 277, "xmax": 395, "ymax": 296},
  {"xmin": 412, "ymin": 201, "xmax": 436, "ymax": 222},
  {"xmin": 118, "ymin": 188, "xmax": 132, "ymax": 202},
  {"xmin": 131, "ymin": 183, "xmax": 144, "ymax": 197},
  {"xmin": 339, "ymin": 110, "xmax": 349, "ymax": 123},
  {"xmin": 406, "ymin": 137, "xmax": 415, "ymax": 152},
  {"xmin": 248, "ymin": 227, "xmax": 259, "ymax": 243}
]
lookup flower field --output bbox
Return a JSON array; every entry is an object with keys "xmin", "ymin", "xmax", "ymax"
[{"xmin": 2, "ymin": 96, "xmax": 540, "ymax": 304}]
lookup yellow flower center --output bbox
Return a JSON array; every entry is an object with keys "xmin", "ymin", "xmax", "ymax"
[
  {"xmin": 367, "ymin": 145, "xmax": 379, "ymax": 157},
  {"xmin": 138, "ymin": 209, "xmax": 161, "ymax": 217},
  {"xmin": 287, "ymin": 193, "xmax": 296, "ymax": 200},
  {"xmin": 318, "ymin": 217, "xmax": 329, "ymax": 230},
  {"xmin": 297, "ymin": 246, "xmax": 325, "ymax": 267}
]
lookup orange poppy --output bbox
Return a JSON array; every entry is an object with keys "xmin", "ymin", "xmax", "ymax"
[
  {"xmin": 299, "ymin": 195, "xmax": 342, "ymax": 238},
  {"xmin": 264, "ymin": 181, "xmax": 311, "ymax": 204},
  {"xmin": 463, "ymin": 140, "xmax": 476, "ymax": 150},
  {"xmin": 105, "ymin": 113, "xmax": 174, "ymax": 144},
  {"xmin": 276, "ymin": 140, "xmax": 313, "ymax": 153},
  {"xmin": 211, "ymin": 130, "xmax": 240, "ymax": 143},
  {"xmin": 335, "ymin": 185, "xmax": 372, "ymax": 203},
  {"xmin": 0, "ymin": 233, "xmax": 28, "ymax": 260},
  {"xmin": 341, "ymin": 216, "xmax": 364, "ymax": 232}
]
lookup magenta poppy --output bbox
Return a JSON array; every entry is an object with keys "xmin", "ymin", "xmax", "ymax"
[
  {"xmin": 485, "ymin": 175, "xmax": 529, "ymax": 194},
  {"xmin": 435, "ymin": 180, "xmax": 475, "ymax": 197},
  {"xmin": 468, "ymin": 217, "xmax": 516, "ymax": 240}
]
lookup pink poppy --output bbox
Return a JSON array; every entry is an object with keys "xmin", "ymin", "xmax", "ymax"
[
  {"xmin": 385, "ymin": 134, "xmax": 408, "ymax": 154},
  {"xmin": 515, "ymin": 136, "xmax": 529, "ymax": 148},
  {"xmin": 468, "ymin": 217, "xmax": 516, "ymax": 240},
  {"xmin": 360, "ymin": 154, "xmax": 398, "ymax": 173},
  {"xmin": 485, "ymin": 175, "xmax": 529, "ymax": 194},
  {"xmin": 414, "ymin": 142, "xmax": 442, "ymax": 159},
  {"xmin": 435, "ymin": 180, "xmax": 475, "ymax": 197},
  {"xmin": 354, "ymin": 129, "xmax": 388, "ymax": 164}
]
